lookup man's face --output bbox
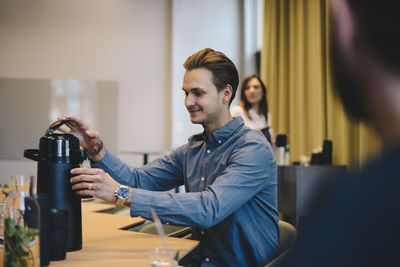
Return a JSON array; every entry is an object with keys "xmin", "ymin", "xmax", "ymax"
[
  {"xmin": 182, "ymin": 68, "xmax": 226, "ymax": 126},
  {"xmin": 330, "ymin": 1, "xmax": 371, "ymax": 122},
  {"xmin": 330, "ymin": 36, "xmax": 371, "ymax": 122}
]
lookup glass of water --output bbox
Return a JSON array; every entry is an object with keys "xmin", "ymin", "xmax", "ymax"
[{"xmin": 148, "ymin": 247, "xmax": 178, "ymax": 267}]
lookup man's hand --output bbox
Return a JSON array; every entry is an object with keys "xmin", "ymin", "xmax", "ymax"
[
  {"xmin": 70, "ymin": 167, "xmax": 120, "ymax": 203},
  {"xmin": 57, "ymin": 115, "xmax": 101, "ymax": 150}
]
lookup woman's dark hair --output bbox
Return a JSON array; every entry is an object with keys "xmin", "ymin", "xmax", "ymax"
[
  {"xmin": 240, "ymin": 75, "xmax": 269, "ymax": 122},
  {"xmin": 183, "ymin": 48, "xmax": 239, "ymax": 105}
]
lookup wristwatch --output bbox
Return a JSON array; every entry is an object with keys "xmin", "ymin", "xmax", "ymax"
[
  {"xmin": 114, "ymin": 185, "xmax": 130, "ymax": 206},
  {"xmin": 86, "ymin": 139, "xmax": 104, "ymax": 159}
]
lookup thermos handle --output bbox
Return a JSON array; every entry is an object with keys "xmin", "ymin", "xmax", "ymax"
[
  {"xmin": 24, "ymin": 149, "xmax": 40, "ymax": 161},
  {"xmin": 45, "ymin": 118, "xmax": 70, "ymax": 135}
]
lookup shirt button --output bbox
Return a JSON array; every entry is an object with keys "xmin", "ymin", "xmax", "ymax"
[
  {"xmin": 218, "ymin": 140, "xmax": 222, "ymax": 144},
  {"xmin": 205, "ymin": 258, "xmax": 210, "ymax": 262},
  {"xmin": 207, "ymin": 149, "xmax": 211, "ymax": 153},
  {"xmin": 201, "ymin": 177, "xmax": 205, "ymax": 181}
]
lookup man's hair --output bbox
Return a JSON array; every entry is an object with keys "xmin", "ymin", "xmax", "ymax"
[
  {"xmin": 240, "ymin": 75, "xmax": 269, "ymax": 123},
  {"xmin": 183, "ymin": 48, "xmax": 239, "ymax": 105},
  {"xmin": 348, "ymin": 0, "xmax": 400, "ymax": 73}
]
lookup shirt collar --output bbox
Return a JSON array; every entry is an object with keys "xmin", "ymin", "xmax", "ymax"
[{"xmin": 188, "ymin": 117, "xmax": 245, "ymax": 145}]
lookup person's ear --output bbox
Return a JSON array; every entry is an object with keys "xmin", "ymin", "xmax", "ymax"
[{"xmin": 221, "ymin": 84, "xmax": 233, "ymax": 104}]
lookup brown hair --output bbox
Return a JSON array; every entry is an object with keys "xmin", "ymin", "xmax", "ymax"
[
  {"xmin": 183, "ymin": 48, "xmax": 239, "ymax": 105},
  {"xmin": 240, "ymin": 75, "xmax": 269, "ymax": 122}
]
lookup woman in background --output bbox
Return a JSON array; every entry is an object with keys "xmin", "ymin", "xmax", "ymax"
[{"xmin": 231, "ymin": 74, "xmax": 273, "ymax": 144}]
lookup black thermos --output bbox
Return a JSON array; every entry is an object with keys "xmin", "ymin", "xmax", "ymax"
[{"xmin": 24, "ymin": 119, "xmax": 86, "ymax": 252}]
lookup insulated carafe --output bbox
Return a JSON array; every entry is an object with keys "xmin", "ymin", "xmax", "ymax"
[{"xmin": 24, "ymin": 119, "xmax": 86, "ymax": 252}]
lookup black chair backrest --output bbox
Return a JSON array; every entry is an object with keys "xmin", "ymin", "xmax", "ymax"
[
  {"xmin": 265, "ymin": 220, "xmax": 297, "ymax": 267},
  {"xmin": 278, "ymin": 220, "xmax": 297, "ymax": 254}
]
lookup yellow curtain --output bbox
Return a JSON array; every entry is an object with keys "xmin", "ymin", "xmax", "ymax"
[{"xmin": 261, "ymin": 0, "xmax": 380, "ymax": 168}]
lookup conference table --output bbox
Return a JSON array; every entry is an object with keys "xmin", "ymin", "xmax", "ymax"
[{"xmin": 51, "ymin": 200, "xmax": 199, "ymax": 267}]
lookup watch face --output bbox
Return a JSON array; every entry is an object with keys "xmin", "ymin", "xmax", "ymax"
[{"xmin": 117, "ymin": 187, "xmax": 130, "ymax": 199}]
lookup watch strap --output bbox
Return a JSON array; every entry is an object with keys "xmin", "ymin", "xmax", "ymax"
[
  {"xmin": 86, "ymin": 140, "xmax": 104, "ymax": 159},
  {"xmin": 116, "ymin": 197, "xmax": 126, "ymax": 206}
]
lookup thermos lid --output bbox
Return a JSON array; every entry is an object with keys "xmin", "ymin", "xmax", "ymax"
[
  {"xmin": 38, "ymin": 119, "xmax": 84, "ymax": 162},
  {"xmin": 39, "ymin": 133, "xmax": 80, "ymax": 161}
]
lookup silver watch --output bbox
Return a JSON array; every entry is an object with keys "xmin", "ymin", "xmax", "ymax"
[{"xmin": 114, "ymin": 185, "xmax": 130, "ymax": 206}]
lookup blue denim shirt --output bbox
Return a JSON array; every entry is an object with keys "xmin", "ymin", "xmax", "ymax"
[{"xmin": 93, "ymin": 117, "xmax": 279, "ymax": 267}]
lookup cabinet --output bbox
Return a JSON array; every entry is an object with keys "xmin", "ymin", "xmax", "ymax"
[{"xmin": 277, "ymin": 165, "xmax": 347, "ymax": 226}]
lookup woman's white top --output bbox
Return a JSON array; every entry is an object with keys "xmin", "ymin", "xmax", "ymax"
[
  {"xmin": 230, "ymin": 105, "xmax": 271, "ymax": 129},
  {"xmin": 230, "ymin": 105, "xmax": 274, "ymax": 143}
]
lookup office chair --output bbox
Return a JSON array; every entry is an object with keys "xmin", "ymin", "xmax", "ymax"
[{"xmin": 265, "ymin": 220, "xmax": 297, "ymax": 267}]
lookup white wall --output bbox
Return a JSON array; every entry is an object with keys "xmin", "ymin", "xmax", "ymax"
[
  {"xmin": 0, "ymin": 0, "xmax": 171, "ymax": 182},
  {"xmin": 0, "ymin": 0, "xmax": 249, "ymax": 183},
  {"xmin": 171, "ymin": 0, "xmax": 243, "ymax": 148},
  {"xmin": 0, "ymin": 0, "xmax": 171, "ymax": 152}
]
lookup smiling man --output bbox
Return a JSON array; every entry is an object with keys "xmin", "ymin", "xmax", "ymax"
[
  {"xmin": 62, "ymin": 48, "xmax": 279, "ymax": 267},
  {"xmin": 183, "ymin": 53, "xmax": 236, "ymax": 137},
  {"xmin": 183, "ymin": 68, "xmax": 229, "ymax": 135}
]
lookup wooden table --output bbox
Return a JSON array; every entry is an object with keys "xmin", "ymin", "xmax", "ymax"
[{"xmin": 50, "ymin": 201, "xmax": 199, "ymax": 266}]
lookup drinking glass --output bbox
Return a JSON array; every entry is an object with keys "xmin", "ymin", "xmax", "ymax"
[
  {"xmin": 148, "ymin": 247, "xmax": 178, "ymax": 267},
  {"xmin": 3, "ymin": 175, "xmax": 40, "ymax": 266}
]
